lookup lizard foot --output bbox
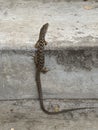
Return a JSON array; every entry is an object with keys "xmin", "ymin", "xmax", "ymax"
[{"xmin": 41, "ymin": 67, "xmax": 49, "ymax": 74}]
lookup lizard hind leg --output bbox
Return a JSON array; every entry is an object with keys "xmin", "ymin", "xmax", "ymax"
[
  {"xmin": 41, "ymin": 67, "xmax": 49, "ymax": 74},
  {"xmin": 45, "ymin": 41, "xmax": 48, "ymax": 45}
]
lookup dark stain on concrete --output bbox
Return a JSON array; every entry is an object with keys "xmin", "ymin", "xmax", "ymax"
[
  {"xmin": 45, "ymin": 47, "xmax": 98, "ymax": 71},
  {"xmin": 1, "ymin": 47, "xmax": 98, "ymax": 71}
]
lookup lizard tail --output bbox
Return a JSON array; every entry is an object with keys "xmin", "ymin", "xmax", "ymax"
[{"xmin": 35, "ymin": 69, "xmax": 98, "ymax": 115}]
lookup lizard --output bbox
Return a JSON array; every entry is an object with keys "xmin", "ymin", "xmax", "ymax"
[{"xmin": 34, "ymin": 23, "xmax": 98, "ymax": 115}]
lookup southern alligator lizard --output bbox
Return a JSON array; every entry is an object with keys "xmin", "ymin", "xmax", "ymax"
[{"xmin": 34, "ymin": 23, "xmax": 97, "ymax": 114}]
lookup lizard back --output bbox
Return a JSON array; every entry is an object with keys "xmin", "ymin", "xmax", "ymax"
[{"xmin": 35, "ymin": 40, "xmax": 45, "ymax": 70}]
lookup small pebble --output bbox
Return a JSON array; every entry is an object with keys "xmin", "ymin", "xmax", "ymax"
[{"xmin": 11, "ymin": 128, "xmax": 14, "ymax": 130}]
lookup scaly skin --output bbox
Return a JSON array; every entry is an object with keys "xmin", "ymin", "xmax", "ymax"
[{"xmin": 34, "ymin": 23, "xmax": 98, "ymax": 115}]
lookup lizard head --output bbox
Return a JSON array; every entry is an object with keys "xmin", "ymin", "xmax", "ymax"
[
  {"xmin": 43, "ymin": 23, "xmax": 49, "ymax": 33},
  {"xmin": 35, "ymin": 23, "xmax": 49, "ymax": 48}
]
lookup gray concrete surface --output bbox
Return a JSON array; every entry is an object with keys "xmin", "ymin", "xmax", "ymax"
[
  {"xmin": 0, "ymin": 0, "xmax": 98, "ymax": 129},
  {"xmin": 0, "ymin": 0, "xmax": 98, "ymax": 50},
  {"xmin": 1, "ymin": 49, "xmax": 98, "ymax": 100},
  {"xmin": 0, "ymin": 99, "xmax": 98, "ymax": 130}
]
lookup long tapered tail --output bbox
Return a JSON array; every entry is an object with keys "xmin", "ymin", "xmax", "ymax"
[{"xmin": 35, "ymin": 69, "xmax": 97, "ymax": 115}]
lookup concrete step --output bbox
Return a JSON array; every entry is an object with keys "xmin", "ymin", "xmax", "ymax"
[
  {"xmin": 0, "ymin": 0, "xmax": 98, "ymax": 50},
  {"xmin": 1, "ymin": 48, "xmax": 98, "ymax": 100},
  {"xmin": 0, "ymin": 99, "xmax": 98, "ymax": 130}
]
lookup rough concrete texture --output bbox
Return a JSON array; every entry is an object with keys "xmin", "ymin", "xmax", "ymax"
[
  {"xmin": 0, "ymin": 0, "xmax": 98, "ymax": 129},
  {"xmin": 1, "ymin": 49, "xmax": 98, "ymax": 100},
  {"xmin": 0, "ymin": 100, "xmax": 98, "ymax": 130},
  {"xmin": 1, "ymin": 48, "xmax": 98, "ymax": 129},
  {"xmin": 0, "ymin": 0, "xmax": 98, "ymax": 49}
]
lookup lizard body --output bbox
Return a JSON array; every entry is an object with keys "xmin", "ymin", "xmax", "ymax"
[{"xmin": 34, "ymin": 23, "xmax": 97, "ymax": 115}]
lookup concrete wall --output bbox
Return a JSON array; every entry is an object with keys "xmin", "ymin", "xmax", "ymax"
[{"xmin": 0, "ymin": 0, "xmax": 98, "ymax": 129}]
